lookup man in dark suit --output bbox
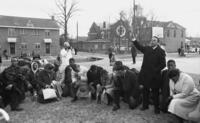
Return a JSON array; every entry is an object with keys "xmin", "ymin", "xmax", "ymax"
[
  {"xmin": 131, "ymin": 36, "xmax": 166, "ymax": 114},
  {"xmin": 112, "ymin": 61, "xmax": 141, "ymax": 111}
]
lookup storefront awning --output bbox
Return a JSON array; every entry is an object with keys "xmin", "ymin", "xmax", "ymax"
[
  {"xmin": 44, "ymin": 39, "xmax": 52, "ymax": 43},
  {"xmin": 7, "ymin": 38, "xmax": 17, "ymax": 43}
]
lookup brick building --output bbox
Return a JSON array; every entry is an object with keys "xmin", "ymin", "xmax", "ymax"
[
  {"xmin": 135, "ymin": 19, "xmax": 186, "ymax": 52},
  {"xmin": 87, "ymin": 18, "xmax": 186, "ymax": 53},
  {"xmin": 0, "ymin": 15, "xmax": 60, "ymax": 57},
  {"xmin": 88, "ymin": 20, "xmax": 131, "ymax": 52}
]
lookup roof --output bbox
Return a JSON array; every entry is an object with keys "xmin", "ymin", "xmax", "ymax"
[
  {"xmin": 77, "ymin": 36, "xmax": 88, "ymax": 41},
  {"xmin": 83, "ymin": 39, "xmax": 111, "ymax": 43},
  {"xmin": 89, "ymin": 22, "xmax": 101, "ymax": 33},
  {"xmin": 146, "ymin": 21, "xmax": 185, "ymax": 29},
  {"xmin": 0, "ymin": 15, "xmax": 59, "ymax": 30}
]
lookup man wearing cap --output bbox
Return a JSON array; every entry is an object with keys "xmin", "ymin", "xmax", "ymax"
[{"xmin": 131, "ymin": 36, "xmax": 166, "ymax": 114}]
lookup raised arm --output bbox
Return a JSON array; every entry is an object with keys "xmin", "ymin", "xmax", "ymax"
[{"xmin": 131, "ymin": 38, "xmax": 145, "ymax": 53}]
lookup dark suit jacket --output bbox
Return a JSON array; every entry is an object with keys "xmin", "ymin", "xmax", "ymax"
[
  {"xmin": 131, "ymin": 45, "xmax": 137, "ymax": 57},
  {"xmin": 133, "ymin": 41, "xmax": 166, "ymax": 88},
  {"xmin": 121, "ymin": 70, "xmax": 140, "ymax": 99}
]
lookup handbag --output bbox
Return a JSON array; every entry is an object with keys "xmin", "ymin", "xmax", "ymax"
[{"xmin": 42, "ymin": 88, "xmax": 57, "ymax": 100}]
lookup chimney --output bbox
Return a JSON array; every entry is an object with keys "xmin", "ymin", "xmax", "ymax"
[
  {"xmin": 51, "ymin": 16, "xmax": 55, "ymax": 21},
  {"xmin": 103, "ymin": 21, "xmax": 106, "ymax": 29}
]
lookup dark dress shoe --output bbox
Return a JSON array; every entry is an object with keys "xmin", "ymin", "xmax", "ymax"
[
  {"xmin": 71, "ymin": 97, "xmax": 77, "ymax": 102},
  {"xmin": 112, "ymin": 105, "xmax": 120, "ymax": 111},
  {"xmin": 154, "ymin": 108, "xmax": 160, "ymax": 114},
  {"xmin": 140, "ymin": 106, "xmax": 149, "ymax": 111},
  {"xmin": 11, "ymin": 107, "xmax": 23, "ymax": 111}
]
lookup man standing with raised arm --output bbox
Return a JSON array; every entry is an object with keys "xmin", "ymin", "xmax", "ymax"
[{"xmin": 131, "ymin": 36, "xmax": 166, "ymax": 114}]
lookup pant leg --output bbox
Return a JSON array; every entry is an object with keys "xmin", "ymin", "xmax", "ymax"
[
  {"xmin": 152, "ymin": 88, "xmax": 160, "ymax": 109},
  {"xmin": 132, "ymin": 56, "xmax": 136, "ymax": 63},
  {"xmin": 9, "ymin": 90, "xmax": 21, "ymax": 110},
  {"xmin": 142, "ymin": 87, "xmax": 150, "ymax": 108},
  {"xmin": 113, "ymin": 90, "xmax": 121, "ymax": 107},
  {"xmin": 71, "ymin": 83, "xmax": 79, "ymax": 99}
]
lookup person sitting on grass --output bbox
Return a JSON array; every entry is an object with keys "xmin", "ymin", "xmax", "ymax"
[{"xmin": 167, "ymin": 68, "xmax": 200, "ymax": 123}]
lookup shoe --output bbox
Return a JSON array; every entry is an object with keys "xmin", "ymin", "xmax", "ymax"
[
  {"xmin": 140, "ymin": 106, "xmax": 149, "ymax": 111},
  {"xmin": 71, "ymin": 97, "xmax": 77, "ymax": 102},
  {"xmin": 154, "ymin": 108, "xmax": 160, "ymax": 114},
  {"xmin": 112, "ymin": 105, "xmax": 120, "ymax": 111},
  {"xmin": 11, "ymin": 107, "xmax": 23, "ymax": 111}
]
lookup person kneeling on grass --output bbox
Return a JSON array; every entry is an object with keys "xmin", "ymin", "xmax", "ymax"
[
  {"xmin": 70, "ymin": 63, "xmax": 89, "ymax": 102},
  {"xmin": 167, "ymin": 68, "xmax": 200, "ymax": 123},
  {"xmin": 37, "ymin": 63, "xmax": 61, "ymax": 103}
]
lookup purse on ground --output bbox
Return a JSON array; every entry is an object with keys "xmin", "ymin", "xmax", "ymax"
[{"xmin": 42, "ymin": 88, "xmax": 57, "ymax": 100}]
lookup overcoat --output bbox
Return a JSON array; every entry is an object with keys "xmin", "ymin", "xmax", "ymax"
[{"xmin": 133, "ymin": 41, "xmax": 166, "ymax": 88}]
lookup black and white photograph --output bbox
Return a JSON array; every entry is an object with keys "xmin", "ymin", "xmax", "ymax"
[{"xmin": 0, "ymin": 0, "xmax": 200, "ymax": 123}]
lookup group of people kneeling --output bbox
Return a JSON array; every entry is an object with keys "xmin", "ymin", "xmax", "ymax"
[{"xmin": 0, "ymin": 55, "xmax": 200, "ymax": 123}]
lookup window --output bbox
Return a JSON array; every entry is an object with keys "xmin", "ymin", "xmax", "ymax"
[
  {"xmin": 174, "ymin": 30, "xmax": 176, "ymax": 37},
  {"xmin": 181, "ymin": 30, "xmax": 184, "ymax": 38},
  {"xmin": 45, "ymin": 30, "xmax": 50, "ymax": 37},
  {"xmin": 35, "ymin": 43, "xmax": 40, "ymax": 49},
  {"xmin": 45, "ymin": 43, "xmax": 50, "ymax": 54},
  {"xmin": 102, "ymin": 44, "xmax": 106, "ymax": 49},
  {"xmin": 10, "ymin": 43, "xmax": 15, "ymax": 55},
  {"xmin": 33, "ymin": 29, "xmax": 39, "ymax": 35},
  {"xmin": 21, "ymin": 43, "xmax": 27, "ymax": 49},
  {"xmin": 94, "ymin": 44, "xmax": 98, "ymax": 49},
  {"xmin": 19, "ymin": 29, "xmax": 25, "ymax": 35},
  {"xmin": 8, "ymin": 28, "xmax": 15, "ymax": 36},
  {"xmin": 167, "ymin": 30, "xmax": 170, "ymax": 37}
]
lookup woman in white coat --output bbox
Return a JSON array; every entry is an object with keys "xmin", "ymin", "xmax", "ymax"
[
  {"xmin": 58, "ymin": 42, "xmax": 73, "ymax": 83},
  {"xmin": 167, "ymin": 68, "xmax": 200, "ymax": 122}
]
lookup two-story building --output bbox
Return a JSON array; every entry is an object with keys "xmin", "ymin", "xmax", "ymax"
[
  {"xmin": 136, "ymin": 20, "xmax": 186, "ymax": 52},
  {"xmin": 0, "ymin": 15, "xmax": 60, "ymax": 57}
]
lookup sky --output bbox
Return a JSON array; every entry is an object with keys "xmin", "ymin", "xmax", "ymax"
[{"xmin": 0, "ymin": 0, "xmax": 200, "ymax": 38}]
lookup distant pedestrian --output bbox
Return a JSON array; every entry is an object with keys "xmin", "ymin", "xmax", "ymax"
[
  {"xmin": 131, "ymin": 44, "xmax": 137, "ymax": 64},
  {"xmin": 3, "ymin": 50, "xmax": 8, "ymax": 60},
  {"xmin": 74, "ymin": 48, "xmax": 78, "ymax": 55},
  {"xmin": 178, "ymin": 48, "xmax": 181, "ymax": 56},
  {"xmin": 108, "ymin": 46, "xmax": 116, "ymax": 66}
]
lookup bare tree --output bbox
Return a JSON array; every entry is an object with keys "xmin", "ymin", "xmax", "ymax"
[{"xmin": 54, "ymin": 0, "xmax": 79, "ymax": 41}]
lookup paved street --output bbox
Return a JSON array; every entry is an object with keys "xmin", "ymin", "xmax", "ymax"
[{"xmin": 75, "ymin": 52, "xmax": 200, "ymax": 75}]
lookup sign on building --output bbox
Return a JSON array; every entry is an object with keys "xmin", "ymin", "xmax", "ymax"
[
  {"xmin": 152, "ymin": 27, "xmax": 163, "ymax": 38},
  {"xmin": 116, "ymin": 25, "xmax": 126, "ymax": 37}
]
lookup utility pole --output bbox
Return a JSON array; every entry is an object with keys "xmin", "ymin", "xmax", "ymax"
[
  {"xmin": 64, "ymin": 0, "xmax": 67, "ymax": 41},
  {"xmin": 76, "ymin": 21, "xmax": 78, "ymax": 42},
  {"xmin": 132, "ymin": 0, "xmax": 136, "ymax": 37}
]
